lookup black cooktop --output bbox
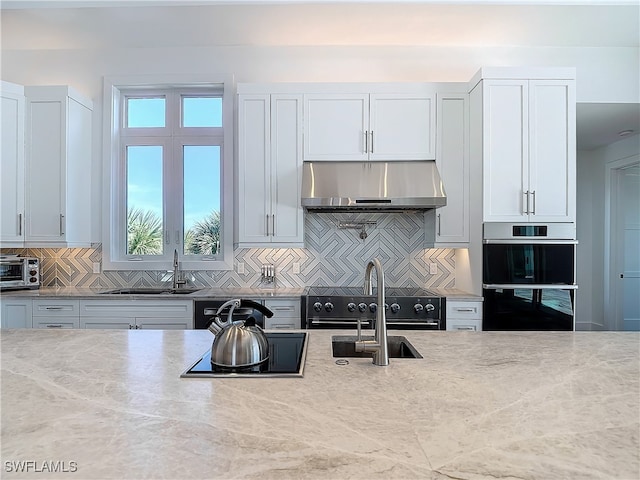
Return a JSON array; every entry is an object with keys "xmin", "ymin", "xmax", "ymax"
[
  {"xmin": 305, "ymin": 286, "xmax": 439, "ymax": 297},
  {"xmin": 181, "ymin": 332, "xmax": 308, "ymax": 378}
]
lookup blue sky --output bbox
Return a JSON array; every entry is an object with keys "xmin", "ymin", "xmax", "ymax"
[{"xmin": 126, "ymin": 97, "xmax": 222, "ymax": 231}]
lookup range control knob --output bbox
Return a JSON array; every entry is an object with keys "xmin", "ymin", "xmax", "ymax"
[
  {"xmin": 324, "ymin": 302, "xmax": 334, "ymax": 312},
  {"xmin": 347, "ymin": 302, "xmax": 357, "ymax": 312},
  {"xmin": 29, "ymin": 277, "xmax": 38, "ymax": 283},
  {"xmin": 390, "ymin": 303, "xmax": 401, "ymax": 314},
  {"xmin": 29, "ymin": 270, "xmax": 38, "ymax": 276},
  {"xmin": 426, "ymin": 303, "xmax": 435, "ymax": 312},
  {"xmin": 414, "ymin": 303, "xmax": 424, "ymax": 313},
  {"xmin": 369, "ymin": 303, "xmax": 377, "ymax": 313},
  {"xmin": 358, "ymin": 303, "xmax": 367, "ymax": 313},
  {"xmin": 313, "ymin": 302, "xmax": 323, "ymax": 312}
]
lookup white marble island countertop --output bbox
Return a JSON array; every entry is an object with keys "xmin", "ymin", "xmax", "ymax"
[{"xmin": 1, "ymin": 329, "xmax": 638, "ymax": 480}]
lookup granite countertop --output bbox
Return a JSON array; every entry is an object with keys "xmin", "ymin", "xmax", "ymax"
[
  {"xmin": 1, "ymin": 286, "xmax": 481, "ymax": 301},
  {"xmin": 0, "ymin": 286, "xmax": 306, "ymax": 299},
  {"xmin": 1, "ymin": 329, "xmax": 637, "ymax": 479}
]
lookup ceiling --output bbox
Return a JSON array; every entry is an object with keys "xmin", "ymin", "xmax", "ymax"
[{"xmin": 2, "ymin": 1, "xmax": 639, "ymax": 150}]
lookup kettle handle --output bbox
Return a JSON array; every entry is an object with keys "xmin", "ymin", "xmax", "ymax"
[{"xmin": 240, "ymin": 299, "xmax": 274, "ymax": 318}]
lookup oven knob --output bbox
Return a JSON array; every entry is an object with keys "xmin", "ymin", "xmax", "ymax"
[
  {"xmin": 414, "ymin": 303, "xmax": 424, "ymax": 313},
  {"xmin": 369, "ymin": 303, "xmax": 377, "ymax": 313},
  {"xmin": 29, "ymin": 277, "xmax": 38, "ymax": 283},
  {"xmin": 426, "ymin": 304, "xmax": 435, "ymax": 312},
  {"xmin": 324, "ymin": 302, "xmax": 334, "ymax": 312},
  {"xmin": 390, "ymin": 303, "xmax": 401, "ymax": 314},
  {"xmin": 347, "ymin": 302, "xmax": 357, "ymax": 312},
  {"xmin": 313, "ymin": 302, "xmax": 323, "ymax": 312},
  {"xmin": 358, "ymin": 303, "xmax": 367, "ymax": 313},
  {"xmin": 29, "ymin": 270, "xmax": 38, "ymax": 276}
]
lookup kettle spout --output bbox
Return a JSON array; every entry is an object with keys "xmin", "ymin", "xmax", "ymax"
[{"xmin": 207, "ymin": 316, "xmax": 224, "ymax": 335}]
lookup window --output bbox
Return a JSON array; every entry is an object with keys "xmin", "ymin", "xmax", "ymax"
[{"xmin": 103, "ymin": 79, "xmax": 233, "ymax": 271}]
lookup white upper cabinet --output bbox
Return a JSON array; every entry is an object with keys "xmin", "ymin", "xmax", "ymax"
[
  {"xmin": 237, "ymin": 93, "xmax": 304, "ymax": 247},
  {"xmin": 473, "ymin": 70, "xmax": 576, "ymax": 223},
  {"xmin": 0, "ymin": 81, "xmax": 26, "ymax": 245},
  {"xmin": 426, "ymin": 92, "xmax": 469, "ymax": 246},
  {"xmin": 25, "ymin": 86, "xmax": 93, "ymax": 246},
  {"xmin": 303, "ymin": 89, "xmax": 435, "ymax": 161}
]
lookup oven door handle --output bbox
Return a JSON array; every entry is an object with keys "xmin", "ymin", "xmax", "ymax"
[
  {"xmin": 483, "ymin": 284, "xmax": 578, "ymax": 290},
  {"xmin": 310, "ymin": 320, "xmax": 371, "ymax": 326},
  {"xmin": 388, "ymin": 321, "xmax": 441, "ymax": 327}
]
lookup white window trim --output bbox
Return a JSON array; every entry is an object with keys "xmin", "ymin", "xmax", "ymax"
[{"xmin": 101, "ymin": 74, "xmax": 235, "ymax": 271}]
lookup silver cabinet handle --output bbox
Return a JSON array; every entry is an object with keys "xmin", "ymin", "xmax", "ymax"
[
  {"xmin": 271, "ymin": 215, "xmax": 275, "ymax": 237},
  {"xmin": 265, "ymin": 214, "xmax": 270, "ymax": 236},
  {"xmin": 18, "ymin": 213, "xmax": 23, "ymax": 236},
  {"xmin": 531, "ymin": 190, "xmax": 536, "ymax": 215},
  {"xmin": 370, "ymin": 130, "xmax": 374, "ymax": 153},
  {"xmin": 364, "ymin": 130, "xmax": 368, "ymax": 153},
  {"xmin": 437, "ymin": 213, "xmax": 441, "ymax": 236},
  {"xmin": 45, "ymin": 306, "xmax": 64, "ymax": 310},
  {"xmin": 455, "ymin": 308, "xmax": 476, "ymax": 313},
  {"xmin": 456, "ymin": 326, "xmax": 476, "ymax": 331},
  {"xmin": 59, "ymin": 214, "xmax": 65, "ymax": 235},
  {"xmin": 46, "ymin": 324, "xmax": 63, "ymax": 328},
  {"xmin": 523, "ymin": 191, "xmax": 529, "ymax": 215}
]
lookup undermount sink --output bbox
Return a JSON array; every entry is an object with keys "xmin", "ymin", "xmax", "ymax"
[
  {"xmin": 100, "ymin": 287, "xmax": 202, "ymax": 295},
  {"xmin": 331, "ymin": 335, "xmax": 423, "ymax": 359}
]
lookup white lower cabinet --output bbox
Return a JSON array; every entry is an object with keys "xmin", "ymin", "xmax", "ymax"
[
  {"xmin": 446, "ymin": 300, "xmax": 483, "ymax": 331},
  {"xmin": 264, "ymin": 299, "xmax": 300, "ymax": 329},
  {"xmin": 80, "ymin": 300, "xmax": 194, "ymax": 330},
  {"xmin": 32, "ymin": 299, "xmax": 79, "ymax": 329},
  {"xmin": 0, "ymin": 297, "xmax": 32, "ymax": 328}
]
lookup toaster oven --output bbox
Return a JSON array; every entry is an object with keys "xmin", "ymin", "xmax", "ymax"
[{"xmin": 0, "ymin": 255, "xmax": 41, "ymax": 291}]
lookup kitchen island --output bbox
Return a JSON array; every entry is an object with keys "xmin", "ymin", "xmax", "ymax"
[{"xmin": 1, "ymin": 329, "xmax": 638, "ymax": 479}]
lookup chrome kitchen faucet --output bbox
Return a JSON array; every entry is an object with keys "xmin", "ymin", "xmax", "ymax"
[{"xmin": 355, "ymin": 258, "xmax": 389, "ymax": 366}]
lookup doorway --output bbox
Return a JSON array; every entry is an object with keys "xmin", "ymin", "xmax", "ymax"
[{"xmin": 606, "ymin": 155, "xmax": 640, "ymax": 331}]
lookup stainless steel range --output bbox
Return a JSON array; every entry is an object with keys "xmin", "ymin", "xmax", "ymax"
[{"xmin": 304, "ymin": 286, "xmax": 445, "ymax": 330}]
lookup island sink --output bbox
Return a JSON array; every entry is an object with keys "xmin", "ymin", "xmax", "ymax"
[
  {"xmin": 101, "ymin": 287, "xmax": 202, "ymax": 295},
  {"xmin": 332, "ymin": 335, "xmax": 422, "ymax": 359}
]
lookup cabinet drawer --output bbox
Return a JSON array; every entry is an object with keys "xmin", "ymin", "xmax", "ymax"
[
  {"xmin": 80, "ymin": 300, "xmax": 193, "ymax": 318},
  {"xmin": 32, "ymin": 299, "xmax": 79, "ymax": 317},
  {"xmin": 34, "ymin": 317, "xmax": 79, "ymax": 329},
  {"xmin": 264, "ymin": 317, "xmax": 298, "ymax": 330},
  {"xmin": 447, "ymin": 319, "xmax": 482, "ymax": 331},
  {"xmin": 264, "ymin": 299, "xmax": 300, "ymax": 318},
  {"xmin": 446, "ymin": 300, "xmax": 482, "ymax": 320}
]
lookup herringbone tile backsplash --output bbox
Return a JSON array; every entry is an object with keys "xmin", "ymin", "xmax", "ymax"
[{"xmin": 2, "ymin": 212, "xmax": 455, "ymax": 289}]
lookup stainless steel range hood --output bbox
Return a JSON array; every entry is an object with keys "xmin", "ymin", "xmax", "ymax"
[{"xmin": 301, "ymin": 161, "xmax": 446, "ymax": 212}]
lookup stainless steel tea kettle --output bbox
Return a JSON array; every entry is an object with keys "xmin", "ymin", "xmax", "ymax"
[{"xmin": 207, "ymin": 299, "xmax": 274, "ymax": 368}]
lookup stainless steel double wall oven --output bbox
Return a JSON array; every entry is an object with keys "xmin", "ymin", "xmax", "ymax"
[{"xmin": 482, "ymin": 223, "xmax": 578, "ymax": 331}]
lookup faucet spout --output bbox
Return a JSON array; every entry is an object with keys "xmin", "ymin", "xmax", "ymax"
[
  {"xmin": 172, "ymin": 249, "xmax": 186, "ymax": 289},
  {"xmin": 355, "ymin": 258, "xmax": 389, "ymax": 366}
]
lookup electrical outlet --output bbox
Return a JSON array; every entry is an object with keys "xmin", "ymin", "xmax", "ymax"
[
  {"xmin": 429, "ymin": 263, "xmax": 438, "ymax": 275},
  {"xmin": 292, "ymin": 262, "xmax": 301, "ymax": 274},
  {"xmin": 237, "ymin": 262, "xmax": 245, "ymax": 274},
  {"xmin": 92, "ymin": 262, "xmax": 101, "ymax": 274}
]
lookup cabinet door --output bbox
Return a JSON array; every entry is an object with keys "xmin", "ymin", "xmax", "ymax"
[
  {"xmin": 434, "ymin": 93, "xmax": 469, "ymax": 244},
  {"xmin": 80, "ymin": 317, "xmax": 133, "ymax": 329},
  {"xmin": 528, "ymin": 80, "xmax": 576, "ymax": 222},
  {"xmin": 136, "ymin": 317, "xmax": 191, "ymax": 330},
  {"xmin": 25, "ymin": 97, "xmax": 66, "ymax": 243},
  {"xmin": 237, "ymin": 95, "xmax": 271, "ymax": 243},
  {"xmin": 1, "ymin": 84, "xmax": 26, "ymax": 244},
  {"xmin": 369, "ymin": 94, "xmax": 435, "ymax": 160},
  {"xmin": 270, "ymin": 95, "xmax": 304, "ymax": 244},
  {"xmin": 482, "ymin": 80, "xmax": 529, "ymax": 222},
  {"xmin": 0, "ymin": 298, "xmax": 32, "ymax": 328},
  {"xmin": 303, "ymin": 94, "xmax": 369, "ymax": 161}
]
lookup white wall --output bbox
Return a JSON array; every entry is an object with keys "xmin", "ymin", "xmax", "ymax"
[{"xmin": 576, "ymin": 134, "xmax": 640, "ymax": 330}]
